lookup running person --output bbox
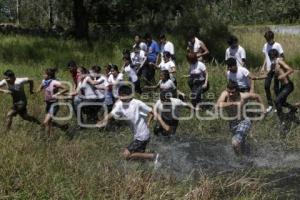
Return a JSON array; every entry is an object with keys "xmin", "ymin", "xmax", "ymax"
[
  {"xmin": 96, "ymin": 85, "xmax": 158, "ymax": 161},
  {"xmin": 143, "ymin": 33, "xmax": 160, "ymax": 84},
  {"xmin": 225, "ymin": 35, "xmax": 246, "ymax": 68},
  {"xmin": 184, "ymin": 52, "xmax": 209, "ymax": 107},
  {"xmin": 226, "ymin": 58, "xmax": 254, "ymax": 93},
  {"xmin": 155, "ymin": 51, "xmax": 177, "ymax": 85},
  {"xmin": 145, "ymin": 70, "xmax": 177, "ymax": 97},
  {"xmin": 187, "ymin": 34, "xmax": 209, "ymax": 61},
  {"xmin": 260, "ymin": 30, "xmax": 284, "ymax": 113},
  {"xmin": 37, "ymin": 68, "xmax": 69, "ymax": 137},
  {"xmin": 152, "ymin": 90, "xmax": 193, "ymax": 137},
  {"xmin": 257, "ymin": 49, "xmax": 296, "ymax": 121},
  {"xmin": 0, "ymin": 70, "xmax": 40, "ymax": 132},
  {"xmin": 122, "ymin": 55, "xmax": 142, "ymax": 94},
  {"xmin": 216, "ymin": 81, "xmax": 265, "ymax": 155}
]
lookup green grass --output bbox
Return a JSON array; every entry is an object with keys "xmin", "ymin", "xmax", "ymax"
[{"xmin": 0, "ymin": 33, "xmax": 299, "ymax": 199}]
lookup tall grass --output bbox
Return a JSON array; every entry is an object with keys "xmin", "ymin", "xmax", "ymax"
[
  {"xmin": 232, "ymin": 26, "xmax": 300, "ymax": 69},
  {"xmin": 0, "ymin": 33, "xmax": 299, "ymax": 199}
]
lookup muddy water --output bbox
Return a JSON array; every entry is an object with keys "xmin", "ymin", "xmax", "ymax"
[{"xmin": 148, "ymin": 136, "xmax": 300, "ymax": 178}]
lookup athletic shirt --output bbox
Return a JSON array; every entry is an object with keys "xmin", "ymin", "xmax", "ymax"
[
  {"xmin": 159, "ymin": 79, "xmax": 176, "ymax": 91},
  {"xmin": 262, "ymin": 42, "xmax": 284, "ymax": 71},
  {"xmin": 0, "ymin": 77, "xmax": 29, "ymax": 104},
  {"xmin": 227, "ymin": 67, "xmax": 250, "ymax": 89},
  {"xmin": 225, "ymin": 45, "xmax": 246, "ymax": 68},
  {"xmin": 111, "ymin": 99, "xmax": 152, "ymax": 141},
  {"xmin": 124, "ymin": 64, "xmax": 138, "ymax": 83},
  {"xmin": 189, "ymin": 61, "xmax": 206, "ymax": 81},
  {"xmin": 42, "ymin": 79, "xmax": 62, "ymax": 102}
]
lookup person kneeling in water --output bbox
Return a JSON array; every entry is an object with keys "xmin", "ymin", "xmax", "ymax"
[
  {"xmin": 216, "ymin": 81, "xmax": 265, "ymax": 155},
  {"xmin": 96, "ymin": 84, "xmax": 159, "ymax": 162}
]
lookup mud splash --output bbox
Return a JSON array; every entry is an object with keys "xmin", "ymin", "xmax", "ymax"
[{"xmin": 148, "ymin": 136, "xmax": 300, "ymax": 178}]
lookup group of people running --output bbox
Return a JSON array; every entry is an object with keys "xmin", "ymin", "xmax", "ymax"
[{"xmin": 0, "ymin": 31, "xmax": 299, "ymax": 163}]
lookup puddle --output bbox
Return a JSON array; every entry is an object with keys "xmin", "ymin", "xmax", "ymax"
[{"xmin": 146, "ymin": 136, "xmax": 300, "ymax": 178}]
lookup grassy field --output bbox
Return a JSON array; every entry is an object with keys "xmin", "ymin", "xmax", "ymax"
[{"xmin": 0, "ymin": 31, "xmax": 300, "ymax": 199}]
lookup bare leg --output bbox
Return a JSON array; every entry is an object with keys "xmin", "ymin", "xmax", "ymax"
[
  {"xmin": 122, "ymin": 149, "xmax": 155, "ymax": 161},
  {"xmin": 43, "ymin": 114, "xmax": 52, "ymax": 138},
  {"xmin": 5, "ymin": 110, "xmax": 17, "ymax": 132}
]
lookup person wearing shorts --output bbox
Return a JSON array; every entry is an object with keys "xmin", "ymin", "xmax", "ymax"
[
  {"xmin": 153, "ymin": 90, "xmax": 192, "ymax": 137},
  {"xmin": 37, "ymin": 68, "xmax": 68, "ymax": 137},
  {"xmin": 216, "ymin": 81, "xmax": 265, "ymax": 155},
  {"xmin": 97, "ymin": 84, "xmax": 159, "ymax": 161},
  {"xmin": 0, "ymin": 70, "xmax": 40, "ymax": 132}
]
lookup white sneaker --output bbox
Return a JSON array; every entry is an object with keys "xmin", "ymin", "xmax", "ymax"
[{"xmin": 266, "ymin": 106, "xmax": 273, "ymax": 113}]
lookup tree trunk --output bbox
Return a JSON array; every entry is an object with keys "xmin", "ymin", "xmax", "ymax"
[
  {"xmin": 16, "ymin": 0, "xmax": 20, "ymax": 25},
  {"xmin": 73, "ymin": 0, "xmax": 88, "ymax": 39},
  {"xmin": 49, "ymin": 0, "xmax": 54, "ymax": 27}
]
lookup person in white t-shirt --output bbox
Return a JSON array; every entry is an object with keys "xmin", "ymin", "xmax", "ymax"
[
  {"xmin": 145, "ymin": 70, "xmax": 177, "ymax": 97},
  {"xmin": 159, "ymin": 34, "xmax": 175, "ymax": 62},
  {"xmin": 37, "ymin": 68, "xmax": 69, "ymax": 137},
  {"xmin": 130, "ymin": 46, "xmax": 147, "ymax": 73},
  {"xmin": 184, "ymin": 52, "xmax": 209, "ymax": 107},
  {"xmin": 108, "ymin": 65, "xmax": 124, "ymax": 100},
  {"xmin": 260, "ymin": 30, "xmax": 284, "ymax": 113},
  {"xmin": 133, "ymin": 34, "xmax": 148, "ymax": 52},
  {"xmin": 225, "ymin": 35, "xmax": 246, "ymax": 68},
  {"xmin": 226, "ymin": 58, "xmax": 254, "ymax": 93},
  {"xmin": 0, "ymin": 70, "xmax": 40, "ymax": 132},
  {"xmin": 122, "ymin": 55, "xmax": 142, "ymax": 94},
  {"xmin": 153, "ymin": 90, "xmax": 193, "ymax": 137},
  {"xmin": 96, "ymin": 85, "xmax": 158, "ymax": 162},
  {"xmin": 154, "ymin": 51, "xmax": 177, "ymax": 85},
  {"xmin": 187, "ymin": 34, "xmax": 209, "ymax": 61}
]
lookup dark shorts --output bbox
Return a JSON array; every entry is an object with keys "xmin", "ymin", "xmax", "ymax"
[
  {"xmin": 46, "ymin": 101, "xmax": 59, "ymax": 115},
  {"xmin": 12, "ymin": 101, "xmax": 27, "ymax": 116},
  {"xmin": 127, "ymin": 139, "xmax": 149, "ymax": 153}
]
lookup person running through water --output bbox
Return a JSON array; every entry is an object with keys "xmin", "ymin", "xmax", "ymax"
[
  {"xmin": 0, "ymin": 70, "xmax": 40, "ymax": 132},
  {"xmin": 96, "ymin": 84, "xmax": 159, "ymax": 162},
  {"xmin": 216, "ymin": 81, "xmax": 265, "ymax": 155},
  {"xmin": 152, "ymin": 90, "xmax": 194, "ymax": 137}
]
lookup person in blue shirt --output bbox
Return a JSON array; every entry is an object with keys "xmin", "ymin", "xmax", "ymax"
[{"xmin": 140, "ymin": 33, "xmax": 160, "ymax": 84}]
